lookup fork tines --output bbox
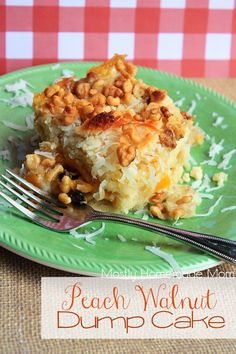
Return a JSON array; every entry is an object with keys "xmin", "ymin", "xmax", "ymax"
[{"xmin": 0, "ymin": 169, "xmax": 64, "ymax": 224}]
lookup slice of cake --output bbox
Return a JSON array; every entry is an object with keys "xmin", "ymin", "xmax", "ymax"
[{"xmin": 22, "ymin": 54, "xmax": 204, "ymax": 219}]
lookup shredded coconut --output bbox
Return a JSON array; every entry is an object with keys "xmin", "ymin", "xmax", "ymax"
[
  {"xmin": 196, "ymin": 195, "xmax": 223, "ymax": 217},
  {"xmin": 211, "ymin": 114, "xmax": 228, "ymax": 130},
  {"xmin": 174, "ymin": 97, "xmax": 185, "ymax": 107},
  {"xmin": 25, "ymin": 114, "xmax": 34, "ymax": 129},
  {"xmin": 72, "ymin": 244, "xmax": 85, "ymax": 250},
  {"xmin": 51, "ymin": 63, "xmax": 61, "ymax": 70},
  {"xmin": 196, "ymin": 174, "xmax": 211, "ymax": 192},
  {"xmin": 145, "ymin": 246, "xmax": 181, "ymax": 272},
  {"xmin": 212, "ymin": 116, "xmax": 224, "ymax": 127},
  {"xmin": 206, "ymin": 185, "xmax": 222, "ymax": 192},
  {"xmin": 1, "ymin": 79, "xmax": 34, "ymax": 108},
  {"xmin": 0, "ymin": 148, "xmax": 10, "ymax": 160},
  {"xmin": 3, "ymin": 121, "xmax": 27, "ymax": 131},
  {"xmin": 172, "ymin": 218, "xmax": 183, "ymax": 226},
  {"xmin": 142, "ymin": 213, "xmax": 149, "ymax": 220},
  {"xmin": 208, "ymin": 137, "xmax": 224, "ymax": 160},
  {"xmin": 191, "ymin": 179, "xmax": 203, "ymax": 190},
  {"xmin": 173, "ymin": 221, "xmax": 183, "ymax": 226},
  {"xmin": 199, "ymin": 193, "xmax": 214, "ymax": 199},
  {"xmin": 201, "ymin": 137, "xmax": 224, "ymax": 166},
  {"xmin": 62, "ymin": 69, "xmax": 75, "ymax": 77},
  {"xmin": 195, "ymin": 93, "xmax": 201, "ymax": 100},
  {"xmin": 134, "ymin": 209, "xmax": 148, "ymax": 215},
  {"xmin": 70, "ymin": 223, "xmax": 105, "ymax": 244},
  {"xmin": 188, "ymin": 100, "xmax": 197, "ymax": 115},
  {"xmin": 218, "ymin": 149, "xmax": 236, "ymax": 170},
  {"xmin": 201, "ymin": 160, "xmax": 217, "ymax": 166},
  {"xmin": 34, "ymin": 150, "xmax": 55, "ymax": 158},
  {"xmin": 5, "ymin": 79, "xmax": 33, "ymax": 92},
  {"xmin": 221, "ymin": 206, "xmax": 236, "ymax": 213},
  {"xmin": 117, "ymin": 234, "xmax": 127, "ymax": 242}
]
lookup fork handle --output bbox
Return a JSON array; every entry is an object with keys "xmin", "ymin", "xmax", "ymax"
[{"xmin": 91, "ymin": 211, "xmax": 236, "ymax": 265}]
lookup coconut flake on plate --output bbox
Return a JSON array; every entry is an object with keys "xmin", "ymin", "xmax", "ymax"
[
  {"xmin": 70, "ymin": 222, "xmax": 105, "ymax": 245},
  {"xmin": 62, "ymin": 69, "xmax": 75, "ymax": 77},
  {"xmin": 201, "ymin": 137, "xmax": 224, "ymax": 166},
  {"xmin": 25, "ymin": 114, "xmax": 35, "ymax": 130},
  {"xmin": 2, "ymin": 121, "xmax": 27, "ymax": 131},
  {"xmin": 194, "ymin": 174, "xmax": 211, "ymax": 192},
  {"xmin": 218, "ymin": 149, "xmax": 236, "ymax": 170},
  {"xmin": 208, "ymin": 137, "xmax": 224, "ymax": 160},
  {"xmin": 145, "ymin": 245, "xmax": 181, "ymax": 272},
  {"xmin": 188, "ymin": 99, "xmax": 197, "ymax": 115},
  {"xmin": 0, "ymin": 148, "xmax": 10, "ymax": 161},
  {"xmin": 174, "ymin": 97, "xmax": 185, "ymax": 107},
  {"xmin": 117, "ymin": 234, "xmax": 127, "ymax": 242},
  {"xmin": 199, "ymin": 193, "xmax": 214, "ymax": 200},
  {"xmin": 212, "ymin": 116, "xmax": 224, "ymax": 127},
  {"xmin": 51, "ymin": 63, "xmax": 61, "ymax": 70},
  {"xmin": 1, "ymin": 79, "xmax": 34, "ymax": 108},
  {"xmin": 221, "ymin": 206, "xmax": 236, "ymax": 213},
  {"xmin": 196, "ymin": 195, "xmax": 223, "ymax": 217}
]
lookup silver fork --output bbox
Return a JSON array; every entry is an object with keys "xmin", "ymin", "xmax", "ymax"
[{"xmin": 1, "ymin": 169, "xmax": 236, "ymax": 265}]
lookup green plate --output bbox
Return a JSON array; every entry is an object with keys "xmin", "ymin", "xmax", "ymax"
[{"xmin": 0, "ymin": 62, "xmax": 235, "ymax": 276}]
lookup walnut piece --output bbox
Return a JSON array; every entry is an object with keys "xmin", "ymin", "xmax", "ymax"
[
  {"xmin": 150, "ymin": 89, "xmax": 166, "ymax": 102},
  {"xmin": 73, "ymin": 82, "xmax": 90, "ymax": 99},
  {"xmin": 181, "ymin": 111, "xmax": 194, "ymax": 120},
  {"xmin": 160, "ymin": 106, "xmax": 172, "ymax": 119},
  {"xmin": 117, "ymin": 145, "xmax": 136, "ymax": 167},
  {"xmin": 104, "ymin": 85, "xmax": 123, "ymax": 98},
  {"xmin": 146, "ymin": 87, "xmax": 166, "ymax": 102},
  {"xmin": 159, "ymin": 128, "xmax": 176, "ymax": 149},
  {"xmin": 44, "ymin": 84, "xmax": 60, "ymax": 98}
]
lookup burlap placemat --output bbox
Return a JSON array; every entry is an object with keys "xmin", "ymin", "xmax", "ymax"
[{"xmin": 1, "ymin": 78, "xmax": 236, "ymax": 353}]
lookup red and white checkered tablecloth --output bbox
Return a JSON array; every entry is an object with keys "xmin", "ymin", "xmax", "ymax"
[{"xmin": 0, "ymin": 0, "xmax": 236, "ymax": 77}]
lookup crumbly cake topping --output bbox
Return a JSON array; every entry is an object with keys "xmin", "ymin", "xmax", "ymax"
[
  {"xmin": 23, "ymin": 55, "xmax": 204, "ymax": 219},
  {"xmin": 33, "ymin": 54, "xmax": 195, "ymax": 169}
]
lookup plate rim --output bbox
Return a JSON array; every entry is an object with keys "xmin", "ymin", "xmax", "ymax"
[
  {"xmin": 0, "ymin": 61, "xmax": 234, "ymax": 276},
  {"xmin": 1, "ymin": 241, "xmax": 221, "ymax": 278}
]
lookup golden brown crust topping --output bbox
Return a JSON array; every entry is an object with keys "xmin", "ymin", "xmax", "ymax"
[
  {"xmin": 33, "ymin": 55, "xmax": 188, "ymax": 149},
  {"xmin": 150, "ymin": 89, "xmax": 167, "ymax": 102},
  {"xmin": 86, "ymin": 112, "xmax": 116, "ymax": 128}
]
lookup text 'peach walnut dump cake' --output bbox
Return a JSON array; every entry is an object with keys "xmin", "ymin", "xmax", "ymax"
[{"xmin": 22, "ymin": 54, "xmax": 204, "ymax": 220}]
